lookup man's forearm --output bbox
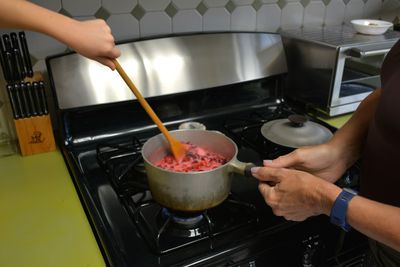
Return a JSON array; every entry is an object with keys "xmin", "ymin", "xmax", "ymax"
[{"xmin": 329, "ymin": 88, "xmax": 382, "ymax": 168}]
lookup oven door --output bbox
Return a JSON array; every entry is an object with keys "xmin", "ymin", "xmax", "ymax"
[{"xmin": 329, "ymin": 43, "xmax": 394, "ymax": 114}]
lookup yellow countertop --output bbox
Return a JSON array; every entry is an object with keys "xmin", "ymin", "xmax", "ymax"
[
  {"xmin": 0, "ymin": 150, "xmax": 105, "ymax": 267},
  {"xmin": 319, "ymin": 113, "xmax": 353, "ymax": 129}
]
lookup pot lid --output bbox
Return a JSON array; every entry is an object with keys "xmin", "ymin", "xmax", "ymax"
[{"xmin": 261, "ymin": 115, "xmax": 333, "ymax": 148}]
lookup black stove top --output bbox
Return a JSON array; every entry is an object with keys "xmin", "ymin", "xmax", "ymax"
[{"xmin": 58, "ymin": 79, "xmax": 369, "ymax": 267}]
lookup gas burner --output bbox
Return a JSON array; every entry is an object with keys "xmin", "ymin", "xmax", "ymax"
[
  {"xmin": 96, "ymin": 136, "xmax": 148, "ymax": 197},
  {"xmin": 130, "ymin": 195, "xmax": 259, "ymax": 254},
  {"xmin": 161, "ymin": 208, "xmax": 204, "ymax": 228}
]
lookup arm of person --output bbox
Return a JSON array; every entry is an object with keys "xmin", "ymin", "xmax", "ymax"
[
  {"xmin": 345, "ymin": 196, "xmax": 400, "ymax": 252},
  {"xmin": 252, "ymin": 166, "xmax": 400, "ymax": 252},
  {"xmin": 264, "ymin": 88, "xmax": 382, "ymax": 183},
  {"xmin": 327, "ymin": 87, "xmax": 382, "ymax": 170},
  {"xmin": 0, "ymin": 0, "xmax": 120, "ymax": 69}
]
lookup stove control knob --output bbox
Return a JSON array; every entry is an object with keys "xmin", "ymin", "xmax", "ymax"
[{"xmin": 302, "ymin": 245, "xmax": 315, "ymax": 267}]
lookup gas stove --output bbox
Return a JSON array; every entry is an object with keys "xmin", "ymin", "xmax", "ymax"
[{"xmin": 47, "ymin": 32, "xmax": 370, "ymax": 267}]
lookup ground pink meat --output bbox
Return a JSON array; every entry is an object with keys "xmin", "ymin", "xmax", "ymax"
[{"xmin": 155, "ymin": 142, "xmax": 227, "ymax": 172}]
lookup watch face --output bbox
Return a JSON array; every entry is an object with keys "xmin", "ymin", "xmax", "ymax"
[{"xmin": 343, "ymin": 188, "xmax": 358, "ymax": 195}]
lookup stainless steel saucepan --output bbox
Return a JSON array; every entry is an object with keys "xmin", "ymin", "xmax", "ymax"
[{"xmin": 142, "ymin": 129, "xmax": 255, "ymax": 212}]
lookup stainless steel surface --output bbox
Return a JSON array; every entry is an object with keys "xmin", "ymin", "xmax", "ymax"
[
  {"xmin": 349, "ymin": 47, "xmax": 391, "ymax": 58},
  {"xmin": 142, "ymin": 130, "xmax": 253, "ymax": 212},
  {"xmin": 281, "ymin": 26, "xmax": 400, "ymax": 116},
  {"xmin": 260, "ymin": 117, "xmax": 333, "ymax": 148},
  {"xmin": 281, "ymin": 25, "xmax": 400, "ymax": 47},
  {"xmin": 48, "ymin": 32, "xmax": 287, "ymax": 110}
]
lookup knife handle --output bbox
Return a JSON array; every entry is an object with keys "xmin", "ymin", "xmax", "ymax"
[
  {"xmin": 14, "ymin": 83, "xmax": 25, "ymax": 118},
  {"xmin": 38, "ymin": 81, "xmax": 48, "ymax": 115},
  {"xmin": 0, "ymin": 40, "xmax": 9, "ymax": 81},
  {"xmin": 20, "ymin": 82, "xmax": 31, "ymax": 117},
  {"xmin": 12, "ymin": 48, "xmax": 23, "ymax": 81},
  {"xmin": 6, "ymin": 84, "xmax": 20, "ymax": 119},
  {"xmin": 32, "ymin": 82, "xmax": 43, "ymax": 116},
  {"xmin": 18, "ymin": 32, "xmax": 33, "ymax": 77},
  {"xmin": 10, "ymin": 33, "xmax": 19, "ymax": 48},
  {"xmin": 26, "ymin": 82, "xmax": 38, "ymax": 116},
  {"xmin": 2, "ymin": 34, "xmax": 12, "ymax": 52},
  {"xmin": 4, "ymin": 51, "xmax": 15, "ymax": 83}
]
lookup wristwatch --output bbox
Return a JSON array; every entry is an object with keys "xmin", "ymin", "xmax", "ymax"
[{"xmin": 330, "ymin": 188, "xmax": 358, "ymax": 232}]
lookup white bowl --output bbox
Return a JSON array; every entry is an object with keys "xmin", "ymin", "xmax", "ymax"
[{"xmin": 351, "ymin": 19, "xmax": 393, "ymax": 35}]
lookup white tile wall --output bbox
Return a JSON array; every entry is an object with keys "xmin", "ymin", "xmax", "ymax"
[
  {"xmin": 172, "ymin": 0, "xmax": 202, "ymax": 9},
  {"xmin": 31, "ymin": 0, "xmax": 62, "ymax": 12},
  {"xmin": 325, "ymin": 0, "xmax": 346, "ymax": 26},
  {"xmin": 231, "ymin": 6, "xmax": 257, "ymax": 31},
  {"xmin": 364, "ymin": 0, "xmax": 382, "ymax": 18},
  {"xmin": 303, "ymin": 1, "xmax": 325, "ymax": 26},
  {"xmin": 203, "ymin": 7, "xmax": 231, "ymax": 31},
  {"xmin": 344, "ymin": 0, "xmax": 364, "ymax": 23},
  {"xmin": 232, "ymin": 0, "xmax": 256, "ymax": 5},
  {"xmin": 140, "ymin": 12, "xmax": 172, "ymax": 36},
  {"xmin": 103, "ymin": 0, "xmax": 138, "ymax": 14},
  {"xmin": 107, "ymin": 14, "xmax": 140, "ymax": 41},
  {"xmin": 173, "ymin": 10, "xmax": 203, "ymax": 33},
  {"xmin": 281, "ymin": 2, "xmax": 304, "ymax": 29},
  {"xmin": 203, "ymin": 0, "xmax": 230, "ymax": 8},
  {"xmin": 25, "ymin": 31, "xmax": 67, "ymax": 59},
  {"xmin": 62, "ymin": 0, "xmax": 101, "ymax": 16},
  {"xmin": 256, "ymin": 4, "xmax": 282, "ymax": 31},
  {"xmin": 139, "ymin": 0, "xmax": 171, "ymax": 11}
]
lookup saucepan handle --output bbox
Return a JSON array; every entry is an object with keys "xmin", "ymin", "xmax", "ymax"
[{"xmin": 228, "ymin": 158, "xmax": 256, "ymax": 178}]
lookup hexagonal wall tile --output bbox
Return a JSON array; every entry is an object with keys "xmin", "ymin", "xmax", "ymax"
[
  {"xmin": 173, "ymin": 10, "xmax": 202, "ymax": 33},
  {"xmin": 62, "ymin": 0, "xmax": 101, "ymax": 16},
  {"xmin": 256, "ymin": 4, "xmax": 281, "ymax": 32},
  {"xmin": 380, "ymin": 0, "xmax": 400, "ymax": 21},
  {"xmin": 139, "ymin": 0, "xmax": 170, "ymax": 11},
  {"xmin": 203, "ymin": 0, "xmax": 230, "ymax": 8},
  {"xmin": 107, "ymin": 14, "xmax": 139, "ymax": 41},
  {"xmin": 140, "ymin": 12, "xmax": 172, "ymax": 37},
  {"xmin": 232, "ymin": 0, "xmax": 255, "ymax": 5},
  {"xmin": 25, "ymin": 31, "xmax": 67, "ymax": 59},
  {"xmin": 102, "ymin": 0, "xmax": 137, "ymax": 14},
  {"xmin": 31, "ymin": 0, "xmax": 61, "ymax": 12},
  {"xmin": 344, "ymin": 0, "xmax": 364, "ymax": 22},
  {"xmin": 172, "ymin": 0, "xmax": 202, "ymax": 9},
  {"xmin": 259, "ymin": 0, "xmax": 278, "ymax": 3},
  {"xmin": 363, "ymin": 0, "xmax": 382, "ymax": 18},
  {"xmin": 281, "ymin": 2, "xmax": 304, "ymax": 29},
  {"xmin": 203, "ymin": 7, "xmax": 231, "ymax": 31},
  {"xmin": 324, "ymin": 0, "xmax": 345, "ymax": 26},
  {"xmin": 303, "ymin": 0, "xmax": 325, "ymax": 26},
  {"xmin": 231, "ymin": 6, "xmax": 257, "ymax": 30}
]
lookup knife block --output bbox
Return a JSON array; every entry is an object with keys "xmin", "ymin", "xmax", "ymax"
[
  {"xmin": 14, "ymin": 115, "xmax": 56, "ymax": 156},
  {"xmin": 12, "ymin": 72, "xmax": 56, "ymax": 156}
]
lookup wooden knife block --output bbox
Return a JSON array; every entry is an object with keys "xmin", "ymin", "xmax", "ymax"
[
  {"xmin": 13, "ymin": 72, "xmax": 56, "ymax": 156},
  {"xmin": 14, "ymin": 115, "xmax": 56, "ymax": 156}
]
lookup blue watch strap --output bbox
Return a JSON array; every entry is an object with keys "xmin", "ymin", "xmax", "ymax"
[{"xmin": 330, "ymin": 188, "xmax": 357, "ymax": 232}]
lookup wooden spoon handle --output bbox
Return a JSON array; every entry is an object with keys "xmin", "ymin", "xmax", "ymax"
[{"xmin": 112, "ymin": 59, "xmax": 174, "ymax": 143}]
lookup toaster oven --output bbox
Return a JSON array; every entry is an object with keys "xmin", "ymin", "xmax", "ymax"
[{"xmin": 281, "ymin": 26, "xmax": 400, "ymax": 116}]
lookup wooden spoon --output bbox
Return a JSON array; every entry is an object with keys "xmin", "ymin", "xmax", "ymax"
[{"xmin": 112, "ymin": 59, "xmax": 186, "ymax": 161}]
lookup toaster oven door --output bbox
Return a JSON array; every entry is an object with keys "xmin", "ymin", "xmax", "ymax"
[{"xmin": 330, "ymin": 43, "xmax": 393, "ymax": 111}]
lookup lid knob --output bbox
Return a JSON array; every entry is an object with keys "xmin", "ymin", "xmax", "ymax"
[{"xmin": 288, "ymin": 115, "xmax": 308, "ymax": 127}]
